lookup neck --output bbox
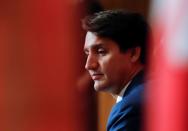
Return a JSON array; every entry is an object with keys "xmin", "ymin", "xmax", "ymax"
[{"xmin": 113, "ymin": 64, "xmax": 144, "ymax": 96}]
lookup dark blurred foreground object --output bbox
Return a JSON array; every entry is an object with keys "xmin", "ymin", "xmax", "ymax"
[{"xmin": 0, "ymin": 0, "xmax": 99, "ymax": 131}]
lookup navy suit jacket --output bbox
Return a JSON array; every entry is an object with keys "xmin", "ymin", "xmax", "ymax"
[{"xmin": 107, "ymin": 71, "xmax": 145, "ymax": 131}]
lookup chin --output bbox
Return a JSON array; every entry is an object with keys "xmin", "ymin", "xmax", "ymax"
[{"xmin": 94, "ymin": 81, "xmax": 109, "ymax": 92}]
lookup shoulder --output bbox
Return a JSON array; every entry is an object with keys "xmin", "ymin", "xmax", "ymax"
[
  {"xmin": 124, "ymin": 83, "xmax": 144, "ymax": 105},
  {"xmin": 116, "ymin": 83, "xmax": 144, "ymax": 114},
  {"xmin": 107, "ymin": 71, "xmax": 146, "ymax": 131},
  {"xmin": 107, "ymin": 84, "xmax": 144, "ymax": 131}
]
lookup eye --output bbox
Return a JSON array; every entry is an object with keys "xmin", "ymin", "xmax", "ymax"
[{"xmin": 97, "ymin": 48, "xmax": 107, "ymax": 55}]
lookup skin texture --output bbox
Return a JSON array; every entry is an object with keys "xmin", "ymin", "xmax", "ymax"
[{"xmin": 84, "ymin": 32, "xmax": 143, "ymax": 95}]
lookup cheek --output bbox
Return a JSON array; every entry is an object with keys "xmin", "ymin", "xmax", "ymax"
[
  {"xmin": 99, "ymin": 56, "xmax": 114, "ymax": 71},
  {"xmin": 101, "ymin": 57, "xmax": 122, "ymax": 76}
]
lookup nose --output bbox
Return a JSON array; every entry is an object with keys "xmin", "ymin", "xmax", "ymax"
[{"xmin": 85, "ymin": 54, "xmax": 98, "ymax": 70}]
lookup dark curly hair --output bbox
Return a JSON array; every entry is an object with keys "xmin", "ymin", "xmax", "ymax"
[{"xmin": 82, "ymin": 10, "xmax": 149, "ymax": 64}]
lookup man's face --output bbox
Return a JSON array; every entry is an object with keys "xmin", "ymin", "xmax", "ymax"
[{"xmin": 84, "ymin": 32, "xmax": 134, "ymax": 94}]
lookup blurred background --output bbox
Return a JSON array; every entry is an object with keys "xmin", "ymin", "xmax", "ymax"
[{"xmin": 0, "ymin": 0, "xmax": 188, "ymax": 131}]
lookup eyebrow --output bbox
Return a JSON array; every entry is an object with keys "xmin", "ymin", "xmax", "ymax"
[{"xmin": 84, "ymin": 43, "xmax": 106, "ymax": 52}]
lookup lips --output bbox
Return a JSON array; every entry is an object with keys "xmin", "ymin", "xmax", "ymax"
[{"xmin": 91, "ymin": 73, "xmax": 103, "ymax": 80}]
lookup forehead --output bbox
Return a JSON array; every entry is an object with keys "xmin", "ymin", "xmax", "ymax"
[{"xmin": 84, "ymin": 32, "xmax": 117, "ymax": 50}]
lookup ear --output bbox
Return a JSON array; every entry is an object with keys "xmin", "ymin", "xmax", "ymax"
[{"xmin": 130, "ymin": 47, "xmax": 141, "ymax": 63}]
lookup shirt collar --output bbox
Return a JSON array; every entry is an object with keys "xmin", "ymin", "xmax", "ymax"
[{"xmin": 116, "ymin": 80, "xmax": 132, "ymax": 103}]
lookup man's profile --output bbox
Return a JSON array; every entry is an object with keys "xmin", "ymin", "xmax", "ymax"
[{"xmin": 82, "ymin": 10, "xmax": 149, "ymax": 131}]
